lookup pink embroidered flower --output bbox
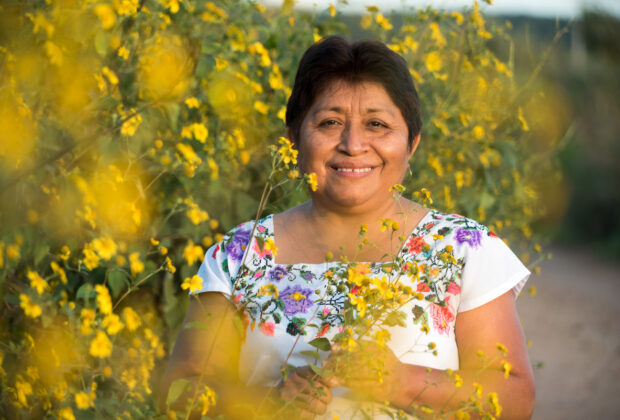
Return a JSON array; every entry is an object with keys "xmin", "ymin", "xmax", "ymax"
[
  {"xmin": 252, "ymin": 239, "xmax": 271, "ymax": 258},
  {"xmin": 253, "ymin": 270, "xmax": 263, "ymax": 278},
  {"xmin": 447, "ymin": 282, "xmax": 460, "ymax": 295},
  {"xmin": 406, "ymin": 236, "xmax": 427, "ymax": 254},
  {"xmin": 257, "ymin": 225, "xmax": 266, "ymax": 233},
  {"xmin": 259, "ymin": 321, "xmax": 275, "ymax": 336},
  {"xmin": 322, "ymin": 307, "xmax": 330, "ymax": 317},
  {"xmin": 429, "ymin": 302, "xmax": 455, "ymax": 336}
]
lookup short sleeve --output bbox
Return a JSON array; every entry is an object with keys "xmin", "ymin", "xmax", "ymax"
[
  {"xmin": 458, "ymin": 236, "xmax": 530, "ymax": 312},
  {"xmin": 193, "ymin": 243, "xmax": 234, "ymax": 297}
]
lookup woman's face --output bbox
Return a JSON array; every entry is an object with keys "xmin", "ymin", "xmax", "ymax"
[{"xmin": 296, "ymin": 80, "xmax": 420, "ymax": 214}]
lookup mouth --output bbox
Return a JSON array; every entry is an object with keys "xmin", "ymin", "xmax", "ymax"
[{"xmin": 334, "ymin": 167, "xmax": 373, "ymax": 173}]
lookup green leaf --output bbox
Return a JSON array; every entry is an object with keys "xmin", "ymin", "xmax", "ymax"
[
  {"xmin": 232, "ymin": 315, "xmax": 245, "ymax": 337},
  {"xmin": 384, "ymin": 311, "xmax": 407, "ymax": 327},
  {"xmin": 299, "ymin": 350, "xmax": 322, "ymax": 360},
  {"xmin": 308, "ymin": 362, "xmax": 325, "ymax": 377},
  {"xmin": 108, "ymin": 270, "xmax": 129, "ymax": 299},
  {"xmin": 76, "ymin": 283, "xmax": 95, "ymax": 300},
  {"xmin": 308, "ymin": 337, "xmax": 331, "ymax": 351},
  {"xmin": 34, "ymin": 244, "xmax": 49, "ymax": 265},
  {"xmin": 167, "ymin": 378, "xmax": 192, "ymax": 407},
  {"xmin": 183, "ymin": 321, "xmax": 208, "ymax": 331}
]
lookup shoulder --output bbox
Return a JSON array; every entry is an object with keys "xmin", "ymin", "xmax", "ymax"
[
  {"xmin": 213, "ymin": 215, "xmax": 274, "ymax": 263},
  {"xmin": 421, "ymin": 209, "xmax": 498, "ymax": 251}
]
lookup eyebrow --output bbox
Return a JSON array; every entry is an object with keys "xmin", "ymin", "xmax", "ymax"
[{"xmin": 312, "ymin": 106, "xmax": 395, "ymax": 116}]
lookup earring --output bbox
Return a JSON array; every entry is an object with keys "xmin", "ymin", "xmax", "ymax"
[{"xmin": 408, "ymin": 166, "xmax": 413, "ymax": 178}]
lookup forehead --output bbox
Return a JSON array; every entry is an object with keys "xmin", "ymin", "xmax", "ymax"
[{"xmin": 310, "ymin": 80, "xmax": 398, "ymax": 112}]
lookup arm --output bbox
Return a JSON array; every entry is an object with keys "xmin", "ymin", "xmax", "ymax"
[
  {"xmin": 333, "ymin": 290, "xmax": 535, "ymax": 419},
  {"xmin": 160, "ymin": 292, "xmax": 336, "ymax": 419}
]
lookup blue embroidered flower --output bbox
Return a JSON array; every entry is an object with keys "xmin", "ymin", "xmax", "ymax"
[
  {"xmin": 454, "ymin": 228, "xmax": 482, "ymax": 248},
  {"xmin": 267, "ymin": 265, "xmax": 288, "ymax": 282},
  {"xmin": 280, "ymin": 285, "xmax": 314, "ymax": 316},
  {"xmin": 225, "ymin": 228, "xmax": 251, "ymax": 262}
]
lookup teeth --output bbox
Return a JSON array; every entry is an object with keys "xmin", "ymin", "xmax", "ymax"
[{"xmin": 337, "ymin": 168, "xmax": 372, "ymax": 173}]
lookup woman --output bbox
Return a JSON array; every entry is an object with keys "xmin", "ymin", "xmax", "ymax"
[{"xmin": 161, "ymin": 36, "xmax": 535, "ymax": 419}]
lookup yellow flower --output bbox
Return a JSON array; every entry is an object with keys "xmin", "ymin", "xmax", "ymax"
[
  {"xmin": 118, "ymin": 46, "xmax": 130, "ymax": 60},
  {"xmin": 80, "ymin": 308, "xmax": 96, "ymax": 336},
  {"xmin": 181, "ymin": 275, "xmax": 203, "ymax": 293},
  {"xmin": 375, "ymin": 13, "xmax": 393, "ymax": 30},
  {"xmin": 89, "ymin": 330, "xmax": 113, "ymax": 358},
  {"xmin": 184, "ymin": 241, "xmax": 204, "ymax": 265},
  {"xmin": 277, "ymin": 137, "xmax": 298, "ymax": 167},
  {"xmin": 254, "ymin": 101, "xmax": 269, "ymax": 115},
  {"xmin": 57, "ymin": 245, "xmax": 70, "ymax": 261},
  {"xmin": 75, "ymin": 391, "xmax": 95, "ymax": 409},
  {"xmin": 122, "ymin": 307, "xmax": 142, "ymax": 331},
  {"xmin": 15, "ymin": 379, "xmax": 33, "ymax": 406},
  {"xmin": 348, "ymin": 294, "xmax": 367, "ymax": 317},
  {"xmin": 7, "ymin": 243, "xmax": 20, "ymax": 260},
  {"xmin": 93, "ymin": 4, "xmax": 116, "ymax": 29},
  {"xmin": 424, "ymin": 51, "xmax": 442, "ymax": 73},
  {"xmin": 102, "ymin": 314, "xmax": 124, "ymax": 335},
  {"xmin": 102, "ymin": 66, "xmax": 119, "ymax": 85},
  {"xmin": 496, "ymin": 343, "xmax": 508, "ymax": 355},
  {"xmin": 95, "ymin": 285, "xmax": 113, "ymax": 314},
  {"xmin": 328, "ymin": 3, "xmax": 336, "ymax": 17},
  {"xmin": 27, "ymin": 271, "xmax": 47, "ymax": 295},
  {"xmin": 165, "ymin": 256, "xmax": 177, "ymax": 274},
  {"xmin": 127, "ymin": 252, "xmax": 143, "ymax": 277},
  {"xmin": 91, "ymin": 237, "xmax": 117, "ymax": 260},
  {"xmin": 19, "ymin": 294, "xmax": 41, "ymax": 318},
  {"xmin": 185, "ymin": 97, "xmax": 200, "ymax": 109},
  {"xmin": 82, "ymin": 244, "xmax": 100, "ymax": 271},
  {"xmin": 472, "ymin": 125, "xmax": 485, "ymax": 140},
  {"xmin": 58, "ymin": 407, "xmax": 75, "ymax": 420},
  {"xmin": 502, "ymin": 360, "xmax": 512, "ymax": 378},
  {"xmin": 305, "ymin": 172, "xmax": 318, "ymax": 191},
  {"xmin": 50, "ymin": 261, "xmax": 67, "ymax": 284},
  {"xmin": 198, "ymin": 385, "xmax": 217, "ymax": 416}
]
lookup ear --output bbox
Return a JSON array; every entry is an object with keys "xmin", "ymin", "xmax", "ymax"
[{"xmin": 408, "ymin": 133, "xmax": 421, "ymax": 159}]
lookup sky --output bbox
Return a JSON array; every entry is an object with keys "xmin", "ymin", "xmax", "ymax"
[{"xmin": 261, "ymin": 0, "xmax": 620, "ymax": 19}]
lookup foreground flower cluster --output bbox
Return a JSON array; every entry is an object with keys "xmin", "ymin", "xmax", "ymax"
[{"xmin": 0, "ymin": 0, "xmax": 552, "ymax": 418}]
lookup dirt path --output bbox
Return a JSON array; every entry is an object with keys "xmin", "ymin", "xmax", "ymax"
[{"xmin": 516, "ymin": 246, "xmax": 620, "ymax": 419}]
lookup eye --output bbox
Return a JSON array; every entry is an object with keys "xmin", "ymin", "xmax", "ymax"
[
  {"xmin": 319, "ymin": 119, "xmax": 340, "ymax": 127},
  {"xmin": 368, "ymin": 120, "xmax": 387, "ymax": 128}
]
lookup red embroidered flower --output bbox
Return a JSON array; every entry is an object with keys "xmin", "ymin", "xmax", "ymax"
[
  {"xmin": 416, "ymin": 282, "xmax": 430, "ymax": 293},
  {"xmin": 316, "ymin": 323, "xmax": 330, "ymax": 337},
  {"xmin": 429, "ymin": 302, "xmax": 455, "ymax": 336},
  {"xmin": 406, "ymin": 236, "xmax": 427, "ymax": 254}
]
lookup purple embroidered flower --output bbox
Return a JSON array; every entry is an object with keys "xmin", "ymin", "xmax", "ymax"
[
  {"xmin": 224, "ymin": 228, "xmax": 251, "ymax": 262},
  {"xmin": 280, "ymin": 285, "xmax": 314, "ymax": 316},
  {"xmin": 303, "ymin": 272, "xmax": 314, "ymax": 281},
  {"xmin": 455, "ymin": 228, "xmax": 482, "ymax": 248},
  {"xmin": 268, "ymin": 265, "xmax": 288, "ymax": 282}
]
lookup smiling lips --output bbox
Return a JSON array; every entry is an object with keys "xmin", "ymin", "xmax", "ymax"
[{"xmin": 331, "ymin": 165, "xmax": 377, "ymax": 177}]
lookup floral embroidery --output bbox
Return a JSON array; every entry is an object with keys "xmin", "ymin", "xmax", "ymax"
[
  {"xmin": 214, "ymin": 210, "xmax": 500, "ymax": 339},
  {"xmin": 280, "ymin": 285, "xmax": 314, "ymax": 316},
  {"xmin": 429, "ymin": 299, "xmax": 455, "ymax": 336},
  {"xmin": 267, "ymin": 265, "xmax": 288, "ymax": 282},
  {"xmin": 224, "ymin": 228, "xmax": 251, "ymax": 262},
  {"xmin": 455, "ymin": 227, "xmax": 482, "ymax": 248}
]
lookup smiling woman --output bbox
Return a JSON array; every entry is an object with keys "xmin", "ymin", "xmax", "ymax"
[{"xmin": 161, "ymin": 36, "xmax": 535, "ymax": 419}]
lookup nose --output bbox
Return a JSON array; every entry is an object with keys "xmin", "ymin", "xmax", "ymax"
[{"xmin": 337, "ymin": 121, "xmax": 368, "ymax": 155}]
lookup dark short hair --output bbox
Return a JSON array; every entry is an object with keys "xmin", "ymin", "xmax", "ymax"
[{"xmin": 286, "ymin": 36, "xmax": 422, "ymax": 149}]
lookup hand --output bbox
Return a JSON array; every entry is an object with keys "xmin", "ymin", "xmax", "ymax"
[
  {"xmin": 326, "ymin": 340, "xmax": 404, "ymax": 403},
  {"xmin": 277, "ymin": 365, "xmax": 339, "ymax": 419}
]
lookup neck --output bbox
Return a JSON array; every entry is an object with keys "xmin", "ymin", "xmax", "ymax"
[{"xmin": 305, "ymin": 195, "xmax": 406, "ymax": 232}]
